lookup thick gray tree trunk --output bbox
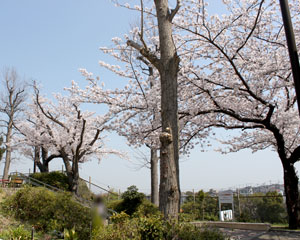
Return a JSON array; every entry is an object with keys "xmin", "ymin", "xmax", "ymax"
[
  {"xmin": 154, "ymin": 0, "xmax": 181, "ymax": 219},
  {"xmin": 127, "ymin": 0, "xmax": 181, "ymax": 219},
  {"xmin": 150, "ymin": 149, "xmax": 159, "ymax": 206}
]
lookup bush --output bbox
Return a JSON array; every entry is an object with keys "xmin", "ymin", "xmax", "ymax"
[
  {"xmin": 170, "ymin": 223, "xmax": 226, "ymax": 240},
  {"xmin": 119, "ymin": 185, "xmax": 145, "ymax": 215},
  {"xmin": 2, "ymin": 186, "xmax": 92, "ymax": 239},
  {"xmin": 138, "ymin": 215, "xmax": 165, "ymax": 240},
  {"xmin": 30, "ymin": 171, "xmax": 69, "ymax": 191},
  {"xmin": 0, "ymin": 225, "xmax": 32, "ymax": 240},
  {"xmin": 133, "ymin": 200, "xmax": 161, "ymax": 217},
  {"xmin": 30, "ymin": 172, "xmax": 93, "ymax": 200},
  {"xmin": 108, "ymin": 198, "xmax": 160, "ymax": 218},
  {"xmin": 92, "ymin": 212, "xmax": 226, "ymax": 240}
]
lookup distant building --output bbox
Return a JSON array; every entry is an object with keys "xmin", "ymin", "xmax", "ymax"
[{"xmin": 239, "ymin": 186, "xmax": 253, "ymax": 196}]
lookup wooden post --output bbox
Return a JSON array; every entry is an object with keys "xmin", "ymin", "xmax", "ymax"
[{"xmin": 237, "ymin": 188, "xmax": 241, "ymax": 217}]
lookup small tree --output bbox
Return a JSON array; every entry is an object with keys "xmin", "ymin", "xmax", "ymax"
[{"xmin": 18, "ymin": 86, "xmax": 121, "ymax": 194}]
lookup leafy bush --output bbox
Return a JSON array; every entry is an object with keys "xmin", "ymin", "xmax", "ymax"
[
  {"xmin": 119, "ymin": 185, "xmax": 145, "ymax": 215},
  {"xmin": 169, "ymin": 223, "xmax": 226, "ymax": 240},
  {"xmin": 106, "ymin": 199, "xmax": 123, "ymax": 212},
  {"xmin": 30, "ymin": 171, "xmax": 69, "ymax": 191},
  {"xmin": 138, "ymin": 216, "xmax": 165, "ymax": 240},
  {"xmin": 30, "ymin": 172, "xmax": 93, "ymax": 200},
  {"xmin": 2, "ymin": 186, "xmax": 92, "ymax": 239},
  {"xmin": 92, "ymin": 212, "xmax": 225, "ymax": 240},
  {"xmin": 181, "ymin": 191, "xmax": 219, "ymax": 221},
  {"xmin": 133, "ymin": 200, "xmax": 161, "ymax": 217},
  {"xmin": 64, "ymin": 227, "xmax": 79, "ymax": 240},
  {"xmin": 108, "ymin": 197, "xmax": 160, "ymax": 218},
  {"xmin": 0, "ymin": 225, "xmax": 32, "ymax": 240}
]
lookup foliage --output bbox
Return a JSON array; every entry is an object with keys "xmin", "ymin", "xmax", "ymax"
[
  {"xmin": 257, "ymin": 192, "xmax": 286, "ymax": 223},
  {"xmin": 92, "ymin": 212, "xmax": 225, "ymax": 240},
  {"xmin": 133, "ymin": 199, "xmax": 161, "ymax": 217},
  {"xmin": 77, "ymin": 179, "xmax": 93, "ymax": 200},
  {"xmin": 137, "ymin": 216, "xmax": 166, "ymax": 240},
  {"xmin": 181, "ymin": 190, "xmax": 219, "ymax": 221},
  {"xmin": 119, "ymin": 185, "xmax": 145, "ymax": 215},
  {"xmin": 237, "ymin": 192, "xmax": 287, "ymax": 224},
  {"xmin": 106, "ymin": 199, "xmax": 122, "ymax": 212},
  {"xmin": 64, "ymin": 227, "xmax": 79, "ymax": 240},
  {"xmin": 29, "ymin": 171, "xmax": 93, "ymax": 200},
  {"xmin": 0, "ymin": 225, "xmax": 32, "ymax": 240},
  {"xmin": 30, "ymin": 171, "xmax": 69, "ymax": 191},
  {"xmin": 169, "ymin": 223, "xmax": 226, "ymax": 240},
  {"xmin": 1, "ymin": 186, "xmax": 92, "ymax": 239}
]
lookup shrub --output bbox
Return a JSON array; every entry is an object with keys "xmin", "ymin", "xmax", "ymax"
[
  {"xmin": 169, "ymin": 223, "xmax": 226, "ymax": 240},
  {"xmin": 138, "ymin": 216, "xmax": 165, "ymax": 240},
  {"xmin": 30, "ymin": 171, "xmax": 69, "ymax": 191},
  {"xmin": 0, "ymin": 225, "xmax": 32, "ymax": 240},
  {"xmin": 92, "ymin": 212, "xmax": 225, "ymax": 240},
  {"xmin": 2, "ymin": 186, "xmax": 92, "ymax": 239},
  {"xmin": 133, "ymin": 200, "xmax": 161, "ymax": 217},
  {"xmin": 106, "ymin": 199, "xmax": 123, "ymax": 212},
  {"xmin": 119, "ymin": 185, "xmax": 145, "ymax": 215}
]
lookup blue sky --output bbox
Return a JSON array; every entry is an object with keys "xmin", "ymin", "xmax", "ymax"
[{"xmin": 1, "ymin": 0, "xmax": 298, "ymax": 193}]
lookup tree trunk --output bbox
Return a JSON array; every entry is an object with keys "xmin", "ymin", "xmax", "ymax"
[
  {"xmin": 151, "ymin": 148, "xmax": 159, "ymax": 206},
  {"xmin": 62, "ymin": 156, "xmax": 79, "ymax": 195},
  {"xmin": 154, "ymin": 0, "xmax": 181, "ymax": 219},
  {"xmin": 33, "ymin": 146, "xmax": 39, "ymax": 173},
  {"xmin": 282, "ymin": 162, "xmax": 300, "ymax": 229},
  {"xmin": 71, "ymin": 157, "xmax": 80, "ymax": 195},
  {"xmin": 3, "ymin": 120, "xmax": 13, "ymax": 180},
  {"xmin": 36, "ymin": 161, "xmax": 49, "ymax": 173},
  {"xmin": 34, "ymin": 147, "xmax": 50, "ymax": 173}
]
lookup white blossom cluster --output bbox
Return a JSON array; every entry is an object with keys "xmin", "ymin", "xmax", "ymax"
[{"xmin": 68, "ymin": 0, "xmax": 300, "ymax": 162}]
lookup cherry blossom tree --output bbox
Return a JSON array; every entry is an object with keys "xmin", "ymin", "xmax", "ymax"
[
  {"xmin": 18, "ymin": 86, "xmax": 120, "ymax": 194},
  {"xmin": 69, "ymin": 0, "xmax": 185, "ymax": 218},
  {"xmin": 175, "ymin": 0, "xmax": 300, "ymax": 229},
  {"xmin": 70, "ymin": 0, "xmax": 300, "ymax": 227}
]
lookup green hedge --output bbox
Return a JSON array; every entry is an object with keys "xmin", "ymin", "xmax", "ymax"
[
  {"xmin": 2, "ymin": 186, "xmax": 92, "ymax": 239},
  {"xmin": 30, "ymin": 171, "xmax": 69, "ymax": 191},
  {"xmin": 30, "ymin": 171, "xmax": 93, "ymax": 200}
]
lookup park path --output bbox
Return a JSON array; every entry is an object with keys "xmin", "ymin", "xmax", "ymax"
[{"xmin": 219, "ymin": 228, "xmax": 300, "ymax": 240}]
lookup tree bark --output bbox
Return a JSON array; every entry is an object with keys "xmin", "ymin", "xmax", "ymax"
[
  {"xmin": 33, "ymin": 146, "xmax": 39, "ymax": 173},
  {"xmin": 34, "ymin": 147, "xmax": 51, "ymax": 173},
  {"xmin": 62, "ymin": 155, "xmax": 79, "ymax": 195},
  {"xmin": 151, "ymin": 148, "xmax": 159, "ymax": 206},
  {"xmin": 282, "ymin": 161, "xmax": 300, "ymax": 229},
  {"xmin": 3, "ymin": 119, "xmax": 13, "ymax": 180},
  {"xmin": 154, "ymin": 0, "xmax": 181, "ymax": 219}
]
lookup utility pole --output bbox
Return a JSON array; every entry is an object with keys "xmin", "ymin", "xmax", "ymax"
[
  {"xmin": 237, "ymin": 188, "xmax": 241, "ymax": 217},
  {"xmin": 279, "ymin": 0, "xmax": 300, "ymax": 116}
]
